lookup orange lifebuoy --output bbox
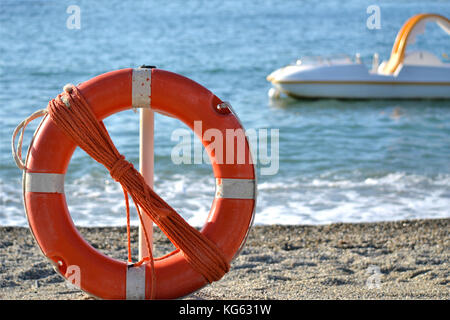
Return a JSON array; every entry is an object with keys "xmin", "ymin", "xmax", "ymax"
[{"xmin": 22, "ymin": 68, "xmax": 256, "ymax": 299}]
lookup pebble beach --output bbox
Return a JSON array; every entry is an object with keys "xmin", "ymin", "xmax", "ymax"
[{"xmin": 0, "ymin": 218, "xmax": 448, "ymax": 300}]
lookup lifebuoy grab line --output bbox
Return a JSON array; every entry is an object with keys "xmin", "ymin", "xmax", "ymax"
[{"xmin": 12, "ymin": 67, "xmax": 257, "ymax": 300}]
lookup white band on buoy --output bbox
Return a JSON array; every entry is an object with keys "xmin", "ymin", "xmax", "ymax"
[
  {"xmin": 132, "ymin": 68, "xmax": 152, "ymax": 109},
  {"xmin": 24, "ymin": 172, "xmax": 65, "ymax": 193},
  {"xmin": 215, "ymin": 178, "xmax": 256, "ymax": 199},
  {"xmin": 126, "ymin": 265, "xmax": 146, "ymax": 300}
]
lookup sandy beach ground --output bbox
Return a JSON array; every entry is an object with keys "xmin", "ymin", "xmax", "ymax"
[{"xmin": 0, "ymin": 219, "xmax": 448, "ymax": 300}]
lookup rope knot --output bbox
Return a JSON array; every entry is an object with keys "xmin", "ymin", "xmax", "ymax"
[{"xmin": 110, "ymin": 155, "xmax": 134, "ymax": 182}]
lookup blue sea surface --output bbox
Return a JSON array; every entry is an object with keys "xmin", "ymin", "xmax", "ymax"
[{"xmin": 1, "ymin": 0, "xmax": 449, "ymax": 226}]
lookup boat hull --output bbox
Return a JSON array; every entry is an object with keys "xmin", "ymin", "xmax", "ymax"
[{"xmin": 274, "ymin": 81, "xmax": 450, "ymax": 99}]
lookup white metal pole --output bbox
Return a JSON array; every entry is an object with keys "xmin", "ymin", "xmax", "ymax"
[{"xmin": 139, "ymin": 107, "xmax": 154, "ymax": 260}]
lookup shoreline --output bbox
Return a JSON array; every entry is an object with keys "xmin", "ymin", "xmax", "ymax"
[{"xmin": 0, "ymin": 218, "xmax": 448, "ymax": 299}]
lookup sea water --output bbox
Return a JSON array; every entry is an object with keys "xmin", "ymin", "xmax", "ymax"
[{"xmin": 1, "ymin": 0, "xmax": 449, "ymax": 226}]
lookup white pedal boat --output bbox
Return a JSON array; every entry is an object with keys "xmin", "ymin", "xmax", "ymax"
[{"xmin": 267, "ymin": 13, "xmax": 450, "ymax": 99}]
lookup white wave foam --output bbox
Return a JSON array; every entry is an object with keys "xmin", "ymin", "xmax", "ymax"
[{"xmin": 255, "ymin": 172, "xmax": 450, "ymax": 225}]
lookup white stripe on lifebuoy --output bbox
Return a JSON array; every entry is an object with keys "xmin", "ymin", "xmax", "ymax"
[
  {"xmin": 24, "ymin": 172, "xmax": 65, "ymax": 193},
  {"xmin": 215, "ymin": 178, "xmax": 256, "ymax": 199},
  {"xmin": 132, "ymin": 68, "xmax": 151, "ymax": 109},
  {"xmin": 126, "ymin": 264, "xmax": 146, "ymax": 300}
]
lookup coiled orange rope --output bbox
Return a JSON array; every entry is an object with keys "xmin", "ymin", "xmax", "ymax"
[{"xmin": 43, "ymin": 85, "xmax": 230, "ymax": 297}]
